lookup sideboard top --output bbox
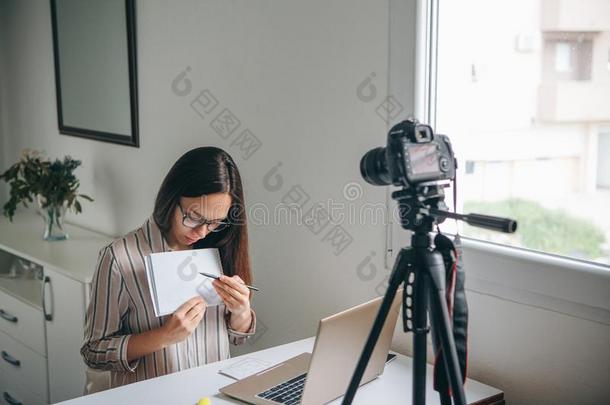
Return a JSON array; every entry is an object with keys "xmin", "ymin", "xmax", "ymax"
[{"xmin": 0, "ymin": 212, "xmax": 114, "ymax": 283}]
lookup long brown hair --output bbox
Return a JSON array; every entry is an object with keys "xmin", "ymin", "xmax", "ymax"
[{"xmin": 152, "ymin": 147, "xmax": 252, "ymax": 286}]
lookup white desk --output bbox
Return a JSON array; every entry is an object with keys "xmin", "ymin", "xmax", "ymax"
[{"xmin": 58, "ymin": 337, "xmax": 503, "ymax": 405}]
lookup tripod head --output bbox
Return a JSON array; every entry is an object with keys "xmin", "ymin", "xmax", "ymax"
[{"xmin": 392, "ymin": 181, "xmax": 518, "ymax": 236}]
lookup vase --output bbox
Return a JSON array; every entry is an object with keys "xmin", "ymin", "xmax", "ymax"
[{"xmin": 37, "ymin": 196, "xmax": 69, "ymax": 241}]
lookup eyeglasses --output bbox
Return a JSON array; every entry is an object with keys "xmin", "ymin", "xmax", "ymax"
[{"xmin": 177, "ymin": 203, "xmax": 230, "ymax": 232}]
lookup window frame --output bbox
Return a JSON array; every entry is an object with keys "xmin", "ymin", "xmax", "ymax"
[{"xmin": 387, "ymin": 0, "xmax": 610, "ymax": 324}]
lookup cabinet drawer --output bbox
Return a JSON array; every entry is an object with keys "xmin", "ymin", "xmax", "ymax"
[
  {"xmin": 0, "ymin": 331, "xmax": 47, "ymax": 402},
  {"xmin": 0, "ymin": 367, "xmax": 46, "ymax": 405},
  {"xmin": 0, "ymin": 290, "xmax": 45, "ymax": 355}
]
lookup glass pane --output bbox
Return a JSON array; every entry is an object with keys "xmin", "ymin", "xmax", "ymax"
[
  {"xmin": 554, "ymin": 42, "xmax": 572, "ymax": 73},
  {"xmin": 436, "ymin": 0, "xmax": 610, "ymax": 266}
]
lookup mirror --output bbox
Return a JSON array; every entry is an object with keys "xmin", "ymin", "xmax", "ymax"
[{"xmin": 50, "ymin": 0, "xmax": 139, "ymax": 147}]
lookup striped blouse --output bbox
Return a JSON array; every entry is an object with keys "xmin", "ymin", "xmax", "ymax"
[{"xmin": 80, "ymin": 214, "xmax": 256, "ymax": 388}]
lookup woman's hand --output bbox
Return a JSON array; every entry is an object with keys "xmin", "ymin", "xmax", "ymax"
[
  {"xmin": 127, "ymin": 296, "xmax": 205, "ymax": 361},
  {"xmin": 159, "ymin": 296, "xmax": 207, "ymax": 346},
  {"xmin": 213, "ymin": 275, "xmax": 251, "ymax": 316}
]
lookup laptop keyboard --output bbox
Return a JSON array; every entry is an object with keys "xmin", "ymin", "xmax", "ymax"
[{"xmin": 255, "ymin": 372, "xmax": 307, "ymax": 404}]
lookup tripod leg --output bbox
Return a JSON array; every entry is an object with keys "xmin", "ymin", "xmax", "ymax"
[
  {"xmin": 341, "ymin": 247, "xmax": 413, "ymax": 405},
  {"xmin": 426, "ymin": 252, "xmax": 467, "ymax": 405},
  {"xmin": 411, "ymin": 255, "xmax": 429, "ymax": 405},
  {"xmin": 430, "ymin": 291, "xmax": 466, "ymax": 405}
]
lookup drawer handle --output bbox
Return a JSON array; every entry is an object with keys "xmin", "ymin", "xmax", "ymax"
[
  {"xmin": 43, "ymin": 276, "xmax": 53, "ymax": 321},
  {"xmin": 0, "ymin": 309, "xmax": 17, "ymax": 323},
  {"xmin": 1, "ymin": 351, "xmax": 20, "ymax": 367},
  {"xmin": 2, "ymin": 392, "xmax": 22, "ymax": 405}
]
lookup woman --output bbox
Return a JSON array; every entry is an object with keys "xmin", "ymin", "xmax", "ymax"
[{"xmin": 81, "ymin": 147, "xmax": 256, "ymax": 390}]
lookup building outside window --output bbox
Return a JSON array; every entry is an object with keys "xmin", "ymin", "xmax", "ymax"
[{"xmin": 436, "ymin": 0, "xmax": 610, "ymax": 265}]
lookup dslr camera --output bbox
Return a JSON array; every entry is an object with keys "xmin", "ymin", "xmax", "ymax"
[{"xmin": 360, "ymin": 119, "xmax": 456, "ymax": 188}]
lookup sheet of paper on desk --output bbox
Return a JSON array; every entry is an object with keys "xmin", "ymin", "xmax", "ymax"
[
  {"xmin": 219, "ymin": 358, "xmax": 273, "ymax": 380},
  {"xmin": 144, "ymin": 248, "xmax": 224, "ymax": 317}
]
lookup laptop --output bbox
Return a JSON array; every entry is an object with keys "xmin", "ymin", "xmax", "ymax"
[{"xmin": 219, "ymin": 291, "xmax": 402, "ymax": 405}]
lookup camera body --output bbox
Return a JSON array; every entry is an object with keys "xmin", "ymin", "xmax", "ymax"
[{"xmin": 360, "ymin": 119, "xmax": 456, "ymax": 188}]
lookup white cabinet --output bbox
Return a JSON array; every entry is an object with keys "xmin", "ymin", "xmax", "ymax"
[
  {"xmin": 0, "ymin": 330, "xmax": 47, "ymax": 405},
  {"xmin": 0, "ymin": 366, "xmax": 46, "ymax": 405},
  {"xmin": 44, "ymin": 267, "xmax": 90, "ymax": 403},
  {"xmin": 0, "ymin": 283, "xmax": 45, "ymax": 355},
  {"xmin": 0, "ymin": 213, "xmax": 112, "ymax": 404}
]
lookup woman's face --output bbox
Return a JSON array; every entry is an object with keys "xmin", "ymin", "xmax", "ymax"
[{"xmin": 170, "ymin": 193, "xmax": 232, "ymax": 247}]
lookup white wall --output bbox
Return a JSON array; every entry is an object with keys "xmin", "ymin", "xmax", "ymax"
[
  {"xmin": 391, "ymin": 242, "xmax": 610, "ymax": 405},
  {"xmin": 0, "ymin": 1, "xmax": 8, "ymax": 206},
  {"xmin": 0, "ymin": 0, "xmax": 390, "ymax": 351},
  {"xmin": 0, "ymin": 1, "xmax": 609, "ymax": 405}
]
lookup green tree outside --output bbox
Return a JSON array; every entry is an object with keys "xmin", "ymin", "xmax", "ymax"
[{"xmin": 463, "ymin": 199, "xmax": 606, "ymax": 260}]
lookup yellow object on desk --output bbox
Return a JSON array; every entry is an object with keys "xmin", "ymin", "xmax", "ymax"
[{"xmin": 197, "ymin": 398, "xmax": 211, "ymax": 405}]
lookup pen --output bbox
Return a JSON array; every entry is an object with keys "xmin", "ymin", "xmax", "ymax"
[{"xmin": 199, "ymin": 272, "xmax": 260, "ymax": 292}]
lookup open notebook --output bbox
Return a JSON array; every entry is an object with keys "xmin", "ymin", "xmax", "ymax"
[{"xmin": 144, "ymin": 248, "xmax": 224, "ymax": 317}]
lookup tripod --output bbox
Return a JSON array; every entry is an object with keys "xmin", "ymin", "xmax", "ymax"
[
  {"xmin": 342, "ymin": 225, "xmax": 466, "ymax": 404},
  {"xmin": 352, "ymin": 117, "xmax": 518, "ymax": 404},
  {"xmin": 342, "ymin": 187, "xmax": 516, "ymax": 405}
]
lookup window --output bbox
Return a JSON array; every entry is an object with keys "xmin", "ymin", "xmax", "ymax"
[
  {"xmin": 554, "ymin": 42, "xmax": 572, "ymax": 73},
  {"xmin": 435, "ymin": 0, "xmax": 610, "ymax": 266}
]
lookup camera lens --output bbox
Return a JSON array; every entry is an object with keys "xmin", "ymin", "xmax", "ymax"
[{"xmin": 360, "ymin": 147, "xmax": 391, "ymax": 186}]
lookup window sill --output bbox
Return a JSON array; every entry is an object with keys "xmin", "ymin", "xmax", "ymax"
[{"xmin": 461, "ymin": 237, "xmax": 610, "ymax": 325}]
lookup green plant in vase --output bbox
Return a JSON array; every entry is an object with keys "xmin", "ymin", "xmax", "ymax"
[{"xmin": 0, "ymin": 150, "xmax": 93, "ymax": 240}]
